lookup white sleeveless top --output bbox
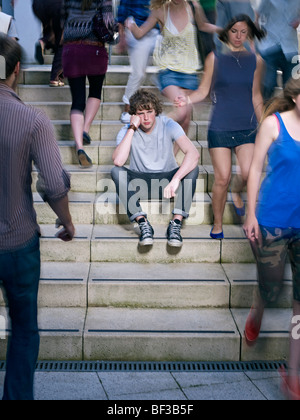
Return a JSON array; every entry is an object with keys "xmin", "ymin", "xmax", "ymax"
[{"xmin": 153, "ymin": 4, "xmax": 201, "ymax": 74}]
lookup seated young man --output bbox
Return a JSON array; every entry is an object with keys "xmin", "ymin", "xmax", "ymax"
[{"xmin": 111, "ymin": 89, "xmax": 200, "ymax": 248}]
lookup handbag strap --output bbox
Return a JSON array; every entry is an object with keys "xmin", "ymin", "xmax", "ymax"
[{"xmin": 95, "ymin": 0, "xmax": 102, "ymax": 11}]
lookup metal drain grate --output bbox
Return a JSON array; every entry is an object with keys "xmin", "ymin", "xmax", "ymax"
[{"xmin": 0, "ymin": 360, "xmax": 287, "ymax": 373}]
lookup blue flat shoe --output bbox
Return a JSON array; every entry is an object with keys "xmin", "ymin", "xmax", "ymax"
[
  {"xmin": 230, "ymin": 189, "xmax": 246, "ymax": 217},
  {"xmin": 210, "ymin": 227, "xmax": 224, "ymax": 240}
]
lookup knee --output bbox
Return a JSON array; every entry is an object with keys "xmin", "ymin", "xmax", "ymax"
[
  {"xmin": 173, "ymin": 107, "xmax": 189, "ymax": 125},
  {"xmin": 111, "ymin": 166, "xmax": 122, "ymax": 182},
  {"xmin": 214, "ymin": 174, "xmax": 231, "ymax": 189}
]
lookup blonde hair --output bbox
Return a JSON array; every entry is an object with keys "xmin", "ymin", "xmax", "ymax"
[
  {"xmin": 262, "ymin": 78, "xmax": 300, "ymax": 122},
  {"xmin": 150, "ymin": 0, "xmax": 171, "ymax": 10}
]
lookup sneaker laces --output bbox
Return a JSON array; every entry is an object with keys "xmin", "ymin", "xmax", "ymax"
[
  {"xmin": 139, "ymin": 220, "xmax": 153, "ymax": 239},
  {"xmin": 168, "ymin": 220, "xmax": 182, "ymax": 240}
]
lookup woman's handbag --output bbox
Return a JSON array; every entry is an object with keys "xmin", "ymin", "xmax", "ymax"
[{"xmin": 92, "ymin": 0, "xmax": 120, "ymax": 45}]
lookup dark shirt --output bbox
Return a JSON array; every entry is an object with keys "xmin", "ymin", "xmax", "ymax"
[
  {"xmin": 0, "ymin": 83, "xmax": 70, "ymax": 251},
  {"xmin": 209, "ymin": 51, "xmax": 257, "ymax": 132}
]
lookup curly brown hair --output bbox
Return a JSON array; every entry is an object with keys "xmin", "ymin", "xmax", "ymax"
[{"xmin": 129, "ymin": 89, "xmax": 163, "ymax": 116}]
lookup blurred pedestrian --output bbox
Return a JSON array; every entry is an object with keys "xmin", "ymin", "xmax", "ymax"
[
  {"xmin": 255, "ymin": 0, "xmax": 300, "ymax": 101},
  {"xmin": 62, "ymin": 0, "xmax": 110, "ymax": 168},
  {"xmin": 176, "ymin": 15, "xmax": 264, "ymax": 239},
  {"xmin": 127, "ymin": 0, "xmax": 220, "ymax": 135},
  {"xmin": 117, "ymin": 0, "xmax": 159, "ymax": 124},
  {"xmin": 198, "ymin": 0, "xmax": 216, "ymax": 60},
  {"xmin": 0, "ymin": 34, "xmax": 74, "ymax": 400},
  {"xmin": 243, "ymin": 78, "xmax": 300, "ymax": 400},
  {"xmin": 32, "ymin": 0, "xmax": 64, "ymax": 87},
  {"xmin": 0, "ymin": 7, "xmax": 18, "ymax": 39}
]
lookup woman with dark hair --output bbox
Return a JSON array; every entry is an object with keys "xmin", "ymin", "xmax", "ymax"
[
  {"xmin": 62, "ymin": 0, "xmax": 110, "ymax": 167},
  {"xmin": 176, "ymin": 14, "xmax": 265, "ymax": 239},
  {"xmin": 243, "ymin": 78, "xmax": 300, "ymax": 400}
]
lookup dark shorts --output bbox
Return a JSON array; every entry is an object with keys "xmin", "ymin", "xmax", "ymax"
[
  {"xmin": 158, "ymin": 69, "xmax": 199, "ymax": 91},
  {"xmin": 207, "ymin": 129, "xmax": 257, "ymax": 149},
  {"xmin": 62, "ymin": 44, "xmax": 108, "ymax": 79},
  {"xmin": 250, "ymin": 225, "xmax": 300, "ymax": 304}
]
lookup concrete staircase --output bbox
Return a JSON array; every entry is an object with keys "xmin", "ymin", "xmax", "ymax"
[{"xmin": 0, "ymin": 61, "xmax": 293, "ymax": 362}]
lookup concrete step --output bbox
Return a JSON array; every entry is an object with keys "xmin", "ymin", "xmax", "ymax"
[
  {"xmin": 90, "ymin": 224, "xmax": 254, "ymax": 264},
  {"xmin": 89, "ymin": 262, "xmax": 293, "ymax": 310},
  {"xmin": 33, "ymin": 188, "xmax": 247, "ymax": 226},
  {"xmin": 0, "ymin": 307, "xmax": 86, "ymax": 360},
  {"xmin": 84, "ymin": 307, "xmax": 293, "ymax": 361},
  {"xmin": 0, "ymin": 306, "xmax": 291, "ymax": 361},
  {"xmin": 88, "ymin": 262, "xmax": 230, "ymax": 309},
  {"xmin": 34, "ymin": 192, "xmax": 95, "ymax": 225},
  {"xmin": 25, "ymin": 101, "xmax": 212, "ymax": 123},
  {"xmin": 44, "ymin": 53, "xmax": 147, "ymax": 66},
  {"xmin": 233, "ymin": 308, "xmax": 292, "ymax": 362},
  {"xmin": 37, "ymin": 224, "xmax": 253, "ymax": 264},
  {"xmin": 18, "ymin": 85, "xmax": 163, "ymax": 103},
  {"xmin": 21, "ymin": 65, "xmax": 161, "ymax": 86},
  {"xmin": 40, "ymin": 224, "xmax": 93, "ymax": 262},
  {"xmin": 223, "ymin": 263, "xmax": 293, "ymax": 309},
  {"xmin": 55, "ymin": 140, "xmax": 203, "ymax": 166},
  {"xmin": 50, "ymin": 120, "xmax": 202, "ymax": 142},
  {"xmin": 0, "ymin": 262, "xmax": 88, "ymax": 308},
  {"xmin": 54, "ymin": 141, "xmax": 242, "ymax": 168},
  {"xmin": 0, "ymin": 262, "xmax": 292, "ymax": 310},
  {"xmin": 32, "ymin": 164, "xmax": 207, "ymax": 193},
  {"xmin": 84, "ymin": 307, "xmax": 240, "ymax": 361}
]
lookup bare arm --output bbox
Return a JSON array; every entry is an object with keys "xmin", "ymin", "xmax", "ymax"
[
  {"xmin": 243, "ymin": 115, "xmax": 279, "ymax": 242},
  {"xmin": 48, "ymin": 196, "xmax": 75, "ymax": 241},
  {"xmin": 175, "ymin": 52, "xmax": 215, "ymax": 107},
  {"xmin": 126, "ymin": 11, "xmax": 160, "ymax": 40},
  {"xmin": 112, "ymin": 115, "xmax": 140, "ymax": 167},
  {"xmin": 192, "ymin": 1, "xmax": 222, "ymax": 34},
  {"xmin": 164, "ymin": 135, "xmax": 200, "ymax": 199}
]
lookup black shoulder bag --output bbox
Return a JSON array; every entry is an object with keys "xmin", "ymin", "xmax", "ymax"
[{"xmin": 92, "ymin": 0, "xmax": 120, "ymax": 45}]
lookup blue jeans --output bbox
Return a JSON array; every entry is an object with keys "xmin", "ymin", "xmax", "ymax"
[
  {"xmin": 0, "ymin": 235, "xmax": 40, "ymax": 401},
  {"xmin": 111, "ymin": 166, "xmax": 199, "ymax": 222},
  {"xmin": 261, "ymin": 48, "xmax": 297, "ymax": 101}
]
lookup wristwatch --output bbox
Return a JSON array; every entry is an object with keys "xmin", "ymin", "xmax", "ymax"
[{"xmin": 129, "ymin": 123, "xmax": 137, "ymax": 132}]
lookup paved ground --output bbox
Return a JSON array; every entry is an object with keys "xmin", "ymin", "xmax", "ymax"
[{"xmin": 0, "ymin": 370, "xmax": 285, "ymax": 400}]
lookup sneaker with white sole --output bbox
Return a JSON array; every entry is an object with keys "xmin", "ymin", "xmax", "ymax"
[
  {"xmin": 166, "ymin": 219, "xmax": 183, "ymax": 248},
  {"xmin": 120, "ymin": 112, "xmax": 131, "ymax": 124},
  {"xmin": 137, "ymin": 218, "xmax": 154, "ymax": 246}
]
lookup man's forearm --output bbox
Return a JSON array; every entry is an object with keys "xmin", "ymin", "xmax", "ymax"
[{"xmin": 48, "ymin": 195, "xmax": 73, "ymax": 228}]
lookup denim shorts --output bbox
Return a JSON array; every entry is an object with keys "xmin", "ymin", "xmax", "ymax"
[
  {"xmin": 207, "ymin": 129, "xmax": 257, "ymax": 149},
  {"xmin": 158, "ymin": 69, "xmax": 199, "ymax": 91}
]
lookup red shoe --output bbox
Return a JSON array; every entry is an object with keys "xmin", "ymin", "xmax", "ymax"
[
  {"xmin": 279, "ymin": 366, "xmax": 300, "ymax": 401},
  {"xmin": 244, "ymin": 307, "xmax": 262, "ymax": 345}
]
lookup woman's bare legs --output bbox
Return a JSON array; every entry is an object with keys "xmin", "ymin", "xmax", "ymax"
[
  {"xmin": 231, "ymin": 143, "xmax": 255, "ymax": 209},
  {"xmin": 209, "ymin": 147, "xmax": 232, "ymax": 235}
]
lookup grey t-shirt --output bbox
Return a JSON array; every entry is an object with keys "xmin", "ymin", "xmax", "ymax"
[{"xmin": 116, "ymin": 116, "xmax": 185, "ymax": 173}]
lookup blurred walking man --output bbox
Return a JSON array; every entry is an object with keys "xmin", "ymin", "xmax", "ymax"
[{"xmin": 0, "ymin": 34, "xmax": 74, "ymax": 400}]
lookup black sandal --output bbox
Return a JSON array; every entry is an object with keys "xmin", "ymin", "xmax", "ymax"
[{"xmin": 78, "ymin": 150, "xmax": 93, "ymax": 168}]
